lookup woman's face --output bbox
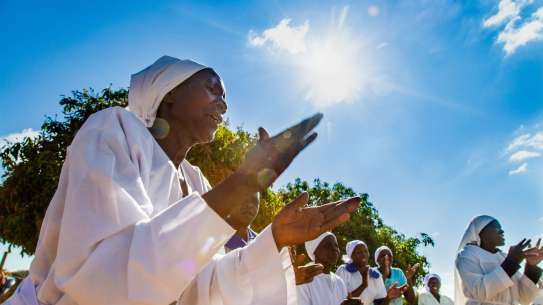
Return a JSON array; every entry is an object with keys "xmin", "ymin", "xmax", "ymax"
[
  {"xmin": 428, "ymin": 277, "xmax": 441, "ymax": 294},
  {"xmin": 480, "ymin": 220, "xmax": 505, "ymax": 248},
  {"xmin": 351, "ymin": 244, "xmax": 369, "ymax": 267},
  {"xmin": 159, "ymin": 69, "xmax": 227, "ymax": 145},
  {"xmin": 377, "ymin": 249, "xmax": 393, "ymax": 268},
  {"xmin": 228, "ymin": 193, "xmax": 260, "ymax": 230},
  {"xmin": 314, "ymin": 235, "xmax": 340, "ymax": 268}
]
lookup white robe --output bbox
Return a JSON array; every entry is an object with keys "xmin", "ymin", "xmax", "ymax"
[
  {"xmin": 178, "ymin": 226, "xmax": 297, "ymax": 305},
  {"xmin": 455, "ymin": 245, "xmax": 540, "ymax": 305},
  {"xmin": 297, "ymin": 272, "xmax": 348, "ymax": 305},
  {"xmin": 335, "ymin": 265, "xmax": 387, "ymax": 305},
  {"xmin": 6, "ymin": 107, "xmax": 236, "ymax": 305},
  {"xmin": 418, "ymin": 292, "xmax": 454, "ymax": 305}
]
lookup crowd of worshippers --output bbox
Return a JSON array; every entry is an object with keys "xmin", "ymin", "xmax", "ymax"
[{"xmin": 4, "ymin": 56, "xmax": 543, "ymax": 305}]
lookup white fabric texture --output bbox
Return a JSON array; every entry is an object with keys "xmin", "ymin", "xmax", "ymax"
[
  {"xmin": 455, "ymin": 244, "xmax": 540, "ymax": 305},
  {"xmin": 128, "ymin": 55, "xmax": 208, "ymax": 127},
  {"xmin": 418, "ymin": 292, "xmax": 454, "ymax": 305},
  {"xmin": 296, "ymin": 273, "xmax": 348, "ymax": 305},
  {"xmin": 178, "ymin": 225, "xmax": 297, "ymax": 305},
  {"xmin": 335, "ymin": 265, "xmax": 387, "ymax": 304},
  {"xmin": 305, "ymin": 232, "xmax": 335, "ymax": 262},
  {"xmin": 342, "ymin": 240, "xmax": 366, "ymax": 264},
  {"xmin": 4, "ymin": 107, "xmax": 235, "ymax": 305}
]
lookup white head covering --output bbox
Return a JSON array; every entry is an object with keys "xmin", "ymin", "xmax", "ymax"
[
  {"xmin": 342, "ymin": 240, "xmax": 366, "ymax": 263},
  {"xmin": 455, "ymin": 215, "xmax": 497, "ymax": 305},
  {"xmin": 305, "ymin": 232, "xmax": 336, "ymax": 262},
  {"xmin": 374, "ymin": 245, "xmax": 392, "ymax": 266},
  {"xmin": 423, "ymin": 273, "xmax": 441, "ymax": 293},
  {"xmin": 128, "ymin": 55, "xmax": 209, "ymax": 127}
]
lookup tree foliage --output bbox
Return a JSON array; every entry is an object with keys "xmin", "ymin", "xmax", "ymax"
[{"xmin": 0, "ymin": 88, "xmax": 433, "ymax": 285}]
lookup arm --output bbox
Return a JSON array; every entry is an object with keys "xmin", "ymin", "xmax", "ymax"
[
  {"xmin": 455, "ymin": 254, "xmax": 515, "ymax": 302},
  {"xmin": 178, "ymin": 225, "xmax": 296, "ymax": 305},
  {"xmin": 350, "ymin": 271, "xmax": 369, "ymax": 298},
  {"xmin": 517, "ymin": 265, "xmax": 542, "ymax": 305},
  {"xmin": 53, "ymin": 126, "xmax": 234, "ymax": 305}
]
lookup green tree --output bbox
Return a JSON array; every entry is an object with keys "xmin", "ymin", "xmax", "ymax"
[{"xmin": 0, "ymin": 87, "xmax": 433, "ymax": 285}]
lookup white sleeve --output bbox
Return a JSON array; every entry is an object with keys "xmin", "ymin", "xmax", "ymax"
[
  {"xmin": 455, "ymin": 255, "xmax": 514, "ymax": 302},
  {"xmin": 375, "ymin": 275, "xmax": 388, "ymax": 300},
  {"xmin": 335, "ymin": 266, "xmax": 353, "ymax": 293},
  {"xmin": 178, "ymin": 225, "xmax": 294, "ymax": 305},
  {"xmin": 517, "ymin": 274, "xmax": 540, "ymax": 305},
  {"xmin": 52, "ymin": 127, "xmax": 234, "ymax": 305},
  {"xmin": 296, "ymin": 284, "xmax": 313, "ymax": 305}
]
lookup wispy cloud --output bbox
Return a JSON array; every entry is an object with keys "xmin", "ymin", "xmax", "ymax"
[
  {"xmin": 248, "ymin": 19, "xmax": 309, "ymax": 54},
  {"xmin": 505, "ymin": 125, "xmax": 543, "ymax": 174},
  {"xmin": 0, "ymin": 128, "xmax": 39, "ymax": 147},
  {"xmin": 509, "ymin": 150, "xmax": 541, "ymax": 162},
  {"xmin": 509, "ymin": 162, "xmax": 528, "ymax": 175},
  {"xmin": 483, "ymin": 0, "xmax": 543, "ymax": 55}
]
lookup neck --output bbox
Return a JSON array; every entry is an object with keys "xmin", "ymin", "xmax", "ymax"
[
  {"xmin": 379, "ymin": 265, "xmax": 391, "ymax": 277},
  {"xmin": 355, "ymin": 263, "xmax": 368, "ymax": 272},
  {"xmin": 317, "ymin": 261, "xmax": 332, "ymax": 274},
  {"xmin": 236, "ymin": 227, "xmax": 249, "ymax": 242},
  {"xmin": 480, "ymin": 242, "xmax": 497, "ymax": 253},
  {"xmin": 431, "ymin": 291, "xmax": 440, "ymax": 300},
  {"xmin": 155, "ymin": 134, "xmax": 195, "ymax": 167}
]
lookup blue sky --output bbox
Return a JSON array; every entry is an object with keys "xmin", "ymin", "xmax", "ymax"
[{"xmin": 1, "ymin": 0, "xmax": 543, "ymax": 297}]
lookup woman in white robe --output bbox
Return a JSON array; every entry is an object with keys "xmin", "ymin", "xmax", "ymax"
[
  {"xmin": 5, "ymin": 56, "xmax": 362, "ymax": 305},
  {"xmin": 336, "ymin": 240, "xmax": 388, "ymax": 305},
  {"xmin": 417, "ymin": 273, "xmax": 454, "ymax": 305},
  {"xmin": 297, "ymin": 232, "xmax": 360, "ymax": 305},
  {"xmin": 455, "ymin": 215, "xmax": 543, "ymax": 305}
]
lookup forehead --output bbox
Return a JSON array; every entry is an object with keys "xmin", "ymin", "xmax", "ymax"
[
  {"xmin": 354, "ymin": 244, "xmax": 368, "ymax": 252},
  {"xmin": 320, "ymin": 235, "xmax": 338, "ymax": 247},
  {"xmin": 378, "ymin": 249, "xmax": 393, "ymax": 258},
  {"xmin": 429, "ymin": 277, "xmax": 440, "ymax": 283}
]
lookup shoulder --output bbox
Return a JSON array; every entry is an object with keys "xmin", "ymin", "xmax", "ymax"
[
  {"xmin": 369, "ymin": 267, "xmax": 382, "ymax": 279},
  {"xmin": 336, "ymin": 264, "xmax": 348, "ymax": 273},
  {"xmin": 442, "ymin": 295, "xmax": 454, "ymax": 304},
  {"xmin": 391, "ymin": 267, "xmax": 405, "ymax": 276}
]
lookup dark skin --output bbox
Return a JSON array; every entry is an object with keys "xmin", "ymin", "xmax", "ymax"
[
  {"xmin": 479, "ymin": 220, "xmax": 543, "ymax": 274},
  {"xmin": 427, "ymin": 277, "xmax": 440, "ymax": 302},
  {"xmin": 312, "ymin": 236, "xmax": 362, "ymax": 305},
  {"xmin": 349, "ymin": 244, "xmax": 371, "ymax": 298},
  {"xmin": 376, "ymin": 249, "xmax": 418, "ymax": 305},
  {"xmin": 152, "ymin": 69, "xmax": 361, "ymax": 249}
]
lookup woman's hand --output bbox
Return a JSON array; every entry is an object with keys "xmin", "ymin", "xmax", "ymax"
[{"xmin": 272, "ymin": 192, "xmax": 360, "ymax": 249}]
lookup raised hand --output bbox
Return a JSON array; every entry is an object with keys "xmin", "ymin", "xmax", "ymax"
[
  {"xmin": 289, "ymin": 247, "xmax": 324, "ymax": 285},
  {"xmin": 387, "ymin": 283, "xmax": 403, "ymax": 299},
  {"xmin": 238, "ymin": 113, "xmax": 322, "ymax": 191},
  {"xmin": 272, "ymin": 192, "xmax": 361, "ymax": 249},
  {"xmin": 507, "ymin": 238, "xmax": 531, "ymax": 264},
  {"xmin": 524, "ymin": 238, "xmax": 543, "ymax": 267},
  {"xmin": 405, "ymin": 263, "xmax": 420, "ymax": 282}
]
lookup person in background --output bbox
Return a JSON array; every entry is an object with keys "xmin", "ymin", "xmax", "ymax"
[
  {"xmin": 375, "ymin": 246, "xmax": 419, "ymax": 305},
  {"xmin": 297, "ymin": 232, "xmax": 362, "ymax": 305},
  {"xmin": 336, "ymin": 240, "xmax": 389, "ymax": 304},
  {"xmin": 417, "ymin": 273, "xmax": 453, "ymax": 305},
  {"xmin": 455, "ymin": 215, "xmax": 543, "ymax": 305}
]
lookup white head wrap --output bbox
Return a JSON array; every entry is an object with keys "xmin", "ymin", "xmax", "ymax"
[
  {"xmin": 305, "ymin": 232, "xmax": 336, "ymax": 262},
  {"xmin": 128, "ymin": 55, "xmax": 209, "ymax": 127},
  {"xmin": 374, "ymin": 245, "xmax": 393, "ymax": 266},
  {"xmin": 423, "ymin": 273, "xmax": 441, "ymax": 293},
  {"xmin": 342, "ymin": 240, "xmax": 367, "ymax": 263},
  {"xmin": 455, "ymin": 215, "xmax": 497, "ymax": 305}
]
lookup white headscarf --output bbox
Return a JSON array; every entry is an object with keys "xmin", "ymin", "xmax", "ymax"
[
  {"xmin": 305, "ymin": 232, "xmax": 336, "ymax": 262},
  {"xmin": 423, "ymin": 273, "xmax": 441, "ymax": 293},
  {"xmin": 374, "ymin": 245, "xmax": 392, "ymax": 266},
  {"xmin": 128, "ymin": 55, "xmax": 209, "ymax": 127},
  {"xmin": 342, "ymin": 240, "xmax": 366, "ymax": 263},
  {"xmin": 454, "ymin": 215, "xmax": 497, "ymax": 305}
]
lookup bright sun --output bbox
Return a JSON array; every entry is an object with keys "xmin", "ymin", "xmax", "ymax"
[{"xmin": 301, "ymin": 28, "xmax": 364, "ymax": 108}]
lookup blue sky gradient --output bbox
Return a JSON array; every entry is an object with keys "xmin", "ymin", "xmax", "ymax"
[{"xmin": 2, "ymin": 0, "xmax": 543, "ymax": 297}]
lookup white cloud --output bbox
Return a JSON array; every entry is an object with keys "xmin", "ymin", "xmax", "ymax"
[
  {"xmin": 0, "ymin": 128, "xmax": 39, "ymax": 147},
  {"xmin": 509, "ymin": 150, "xmax": 541, "ymax": 162},
  {"xmin": 509, "ymin": 162, "xmax": 528, "ymax": 175},
  {"xmin": 483, "ymin": 0, "xmax": 523, "ymax": 28},
  {"xmin": 483, "ymin": 0, "xmax": 543, "ymax": 55},
  {"xmin": 248, "ymin": 19, "xmax": 309, "ymax": 54}
]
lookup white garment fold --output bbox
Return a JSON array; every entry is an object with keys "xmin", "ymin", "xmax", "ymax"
[
  {"xmin": 178, "ymin": 225, "xmax": 297, "ymax": 305},
  {"xmin": 455, "ymin": 245, "xmax": 540, "ymax": 305},
  {"xmin": 297, "ymin": 273, "xmax": 348, "ymax": 305},
  {"xmin": 418, "ymin": 292, "xmax": 454, "ymax": 305},
  {"xmin": 335, "ymin": 265, "xmax": 386, "ymax": 304},
  {"xmin": 5, "ymin": 107, "xmax": 235, "ymax": 305}
]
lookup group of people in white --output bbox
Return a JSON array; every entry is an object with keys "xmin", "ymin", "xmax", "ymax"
[{"xmin": 3, "ymin": 56, "xmax": 543, "ymax": 305}]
